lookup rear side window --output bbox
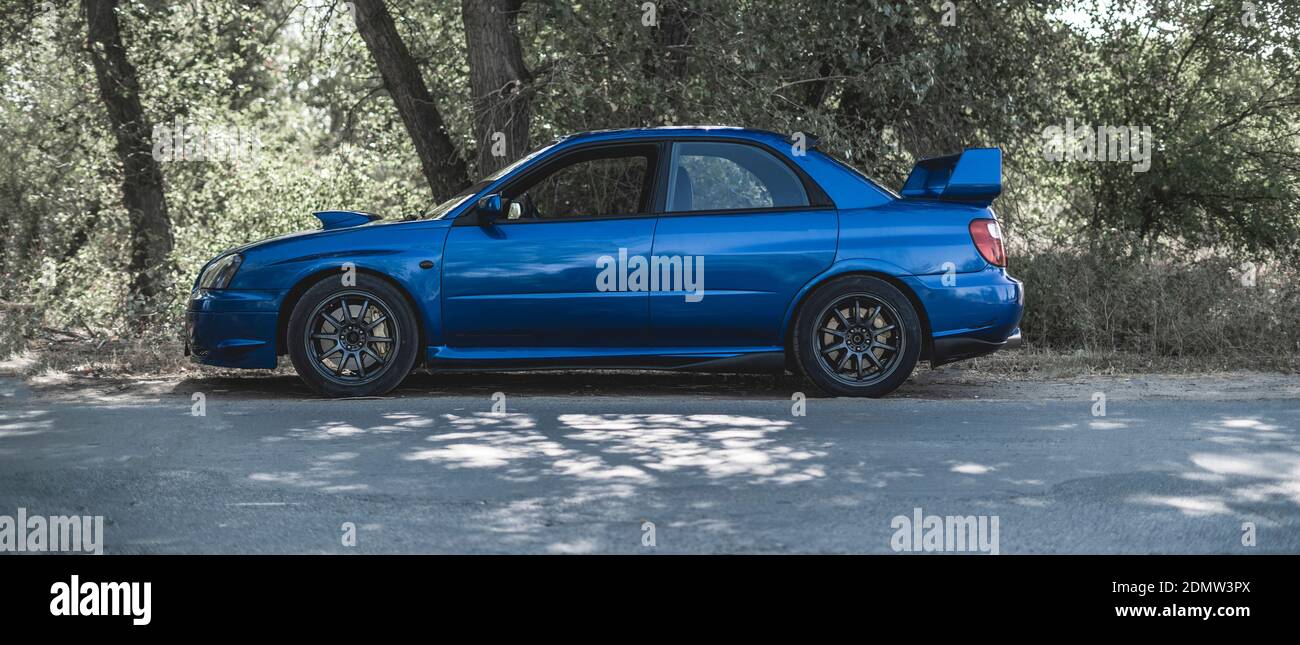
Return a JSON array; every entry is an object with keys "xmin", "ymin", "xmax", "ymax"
[{"xmin": 666, "ymin": 142, "xmax": 809, "ymax": 212}]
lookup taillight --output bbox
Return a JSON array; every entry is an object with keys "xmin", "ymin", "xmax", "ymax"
[{"xmin": 969, "ymin": 219, "xmax": 1006, "ymax": 267}]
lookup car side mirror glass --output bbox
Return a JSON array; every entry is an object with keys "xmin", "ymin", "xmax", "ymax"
[{"xmin": 477, "ymin": 193, "xmax": 504, "ymax": 224}]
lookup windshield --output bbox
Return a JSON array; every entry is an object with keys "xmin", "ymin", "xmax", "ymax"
[
  {"xmin": 424, "ymin": 180, "xmax": 489, "ymax": 219},
  {"xmin": 424, "ymin": 140, "xmax": 562, "ymax": 219}
]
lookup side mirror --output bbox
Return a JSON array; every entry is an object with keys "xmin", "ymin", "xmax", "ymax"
[{"xmin": 477, "ymin": 193, "xmax": 504, "ymax": 225}]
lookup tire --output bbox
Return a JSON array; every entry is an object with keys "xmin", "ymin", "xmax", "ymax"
[
  {"xmin": 792, "ymin": 275, "xmax": 922, "ymax": 397},
  {"xmin": 286, "ymin": 273, "xmax": 420, "ymax": 397}
]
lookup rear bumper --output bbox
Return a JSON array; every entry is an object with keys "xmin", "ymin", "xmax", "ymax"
[
  {"xmin": 902, "ymin": 266, "xmax": 1024, "ymax": 367},
  {"xmin": 185, "ymin": 289, "xmax": 281, "ymax": 369},
  {"xmin": 1004, "ymin": 329, "xmax": 1022, "ymax": 349},
  {"xmin": 930, "ymin": 326, "xmax": 1021, "ymax": 366}
]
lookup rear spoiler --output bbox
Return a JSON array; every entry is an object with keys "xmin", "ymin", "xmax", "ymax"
[{"xmin": 900, "ymin": 147, "xmax": 1002, "ymax": 207}]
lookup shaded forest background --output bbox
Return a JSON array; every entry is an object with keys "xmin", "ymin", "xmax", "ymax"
[{"xmin": 1, "ymin": 0, "xmax": 1298, "ymax": 370}]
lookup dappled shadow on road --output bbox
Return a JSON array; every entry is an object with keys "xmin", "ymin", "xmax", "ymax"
[
  {"xmin": 404, "ymin": 413, "xmax": 826, "ymax": 484},
  {"xmin": 0, "ymin": 408, "xmax": 53, "ymax": 443},
  {"xmin": 237, "ymin": 409, "xmax": 834, "ymax": 552},
  {"xmin": 11, "ymin": 366, "xmax": 1300, "ymax": 553},
  {"xmin": 1128, "ymin": 415, "xmax": 1300, "ymax": 520}
]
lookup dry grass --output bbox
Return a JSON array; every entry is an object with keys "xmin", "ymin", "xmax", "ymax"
[
  {"xmin": 0, "ymin": 337, "xmax": 288, "ymax": 379},
  {"xmin": 956, "ymin": 345, "xmax": 1300, "ymax": 379}
]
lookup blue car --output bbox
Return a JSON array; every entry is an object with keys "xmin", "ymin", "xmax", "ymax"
[{"xmin": 186, "ymin": 126, "xmax": 1023, "ymax": 398}]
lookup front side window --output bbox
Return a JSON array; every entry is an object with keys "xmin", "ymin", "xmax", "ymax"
[
  {"xmin": 666, "ymin": 142, "xmax": 809, "ymax": 212},
  {"xmin": 508, "ymin": 148, "xmax": 651, "ymax": 220}
]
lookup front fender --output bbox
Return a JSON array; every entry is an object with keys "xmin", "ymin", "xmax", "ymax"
[{"xmin": 230, "ymin": 221, "xmax": 450, "ymax": 348}]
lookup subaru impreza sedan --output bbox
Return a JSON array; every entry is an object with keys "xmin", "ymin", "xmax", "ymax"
[{"xmin": 186, "ymin": 126, "xmax": 1023, "ymax": 398}]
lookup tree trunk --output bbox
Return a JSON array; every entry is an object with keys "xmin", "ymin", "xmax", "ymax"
[
  {"xmin": 82, "ymin": 0, "xmax": 173, "ymax": 307},
  {"xmin": 351, "ymin": 0, "xmax": 469, "ymax": 201},
  {"xmin": 641, "ymin": 0, "xmax": 690, "ymax": 80},
  {"xmin": 639, "ymin": 0, "xmax": 691, "ymax": 123},
  {"xmin": 462, "ymin": 0, "xmax": 532, "ymax": 175}
]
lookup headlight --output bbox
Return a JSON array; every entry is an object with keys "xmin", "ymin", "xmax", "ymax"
[{"xmin": 198, "ymin": 253, "xmax": 243, "ymax": 290}]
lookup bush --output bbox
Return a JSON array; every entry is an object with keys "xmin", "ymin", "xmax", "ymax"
[{"xmin": 1013, "ymin": 248, "xmax": 1300, "ymax": 357}]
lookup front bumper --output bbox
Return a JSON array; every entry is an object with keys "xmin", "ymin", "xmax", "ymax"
[{"xmin": 185, "ymin": 289, "xmax": 281, "ymax": 369}]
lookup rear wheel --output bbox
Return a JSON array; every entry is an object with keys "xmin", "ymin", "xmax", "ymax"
[
  {"xmin": 287, "ymin": 274, "xmax": 419, "ymax": 397},
  {"xmin": 792, "ymin": 276, "xmax": 921, "ymax": 397}
]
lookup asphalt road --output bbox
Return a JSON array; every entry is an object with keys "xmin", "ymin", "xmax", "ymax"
[{"xmin": 2, "ymin": 371, "xmax": 1298, "ymax": 554}]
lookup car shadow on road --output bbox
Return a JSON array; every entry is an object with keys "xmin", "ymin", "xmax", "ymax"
[{"xmin": 172, "ymin": 369, "xmax": 808, "ymax": 400}]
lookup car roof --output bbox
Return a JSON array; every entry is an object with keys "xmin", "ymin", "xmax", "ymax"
[{"xmin": 551, "ymin": 126, "xmax": 792, "ymax": 147}]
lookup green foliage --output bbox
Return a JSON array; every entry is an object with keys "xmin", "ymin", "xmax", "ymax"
[{"xmin": 1044, "ymin": 0, "xmax": 1300, "ymax": 257}]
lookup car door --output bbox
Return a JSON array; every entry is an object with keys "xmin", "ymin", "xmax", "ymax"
[
  {"xmin": 441, "ymin": 143, "xmax": 659, "ymax": 349},
  {"xmin": 649, "ymin": 140, "xmax": 838, "ymax": 348}
]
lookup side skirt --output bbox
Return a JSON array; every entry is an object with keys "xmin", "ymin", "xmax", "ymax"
[{"xmin": 424, "ymin": 347, "xmax": 788, "ymax": 374}]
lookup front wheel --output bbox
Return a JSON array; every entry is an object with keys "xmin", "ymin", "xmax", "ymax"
[
  {"xmin": 792, "ymin": 276, "xmax": 922, "ymax": 397},
  {"xmin": 286, "ymin": 274, "xmax": 420, "ymax": 397}
]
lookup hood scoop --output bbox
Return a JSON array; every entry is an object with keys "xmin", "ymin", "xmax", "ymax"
[{"xmin": 313, "ymin": 210, "xmax": 383, "ymax": 230}]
